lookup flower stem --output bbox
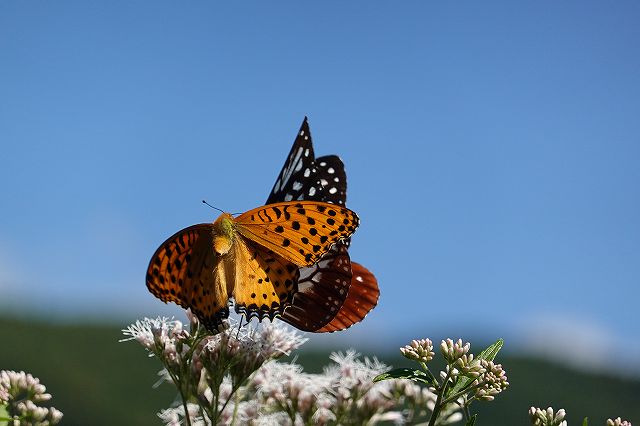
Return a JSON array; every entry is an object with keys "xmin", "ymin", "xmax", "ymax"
[
  {"xmin": 181, "ymin": 394, "xmax": 192, "ymax": 426},
  {"xmin": 441, "ymin": 380, "xmax": 484, "ymax": 406},
  {"xmin": 218, "ymin": 383, "xmax": 242, "ymax": 423},
  {"xmin": 462, "ymin": 402, "xmax": 472, "ymax": 421},
  {"xmin": 166, "ymin": 369, "xmax": 192, "ymax": 426},
  {"xmin": 427, "ymin": 368, "xmax": 452, "ymax": 426},
  {"xmin": 231, "ymin": 390, "xmax": 240, "ymax": 425}
]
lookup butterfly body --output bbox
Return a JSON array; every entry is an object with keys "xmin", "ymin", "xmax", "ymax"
[
  {"xmin": 147, "ymin": 201, "xmax": 359, "ymax": 331},
  {"xmin": 211, "ymin": 213, "xmax": 234, "ymax": 255}
]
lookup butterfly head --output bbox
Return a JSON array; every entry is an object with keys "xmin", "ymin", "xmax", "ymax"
[{"xmin": 212, "ymin": 212, "xmax": 235, "ymax": 255}]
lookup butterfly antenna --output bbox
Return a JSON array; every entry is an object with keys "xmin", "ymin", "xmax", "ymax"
[{"xmin": 202, "ymin": 200, "xmax": 225, "ymax": 214}]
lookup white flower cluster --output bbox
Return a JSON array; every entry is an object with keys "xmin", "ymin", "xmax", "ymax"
[
  {"xmin": 124, "ymin": 315, "xmax": 442, "ymax": 425},
  {"xmin": 158, "ymin": 348, "xmax": 433, "ymax": 426},
  {"xmin": 607, "ymin": 417, "xmax": 632, "ymax": 426},
  {"xmin": 123, "ymin": 315, "xmax": 311, "ymax": 424},
  {"xmin": 254, "ymin": 361, "xmax": 334, "ymax": 424},
  {"xmin": 455, "ymin": 354, "xmax": 483, "ymax": 378},
  {"xmin": 159, "ymin": 402, "xmax": 206, "ymax": 426},
  {"xmin": 121, "ymin": 316, "xmax": 186, "ymax": 354},
  {"xmin": 401, "ymin": 338, "xmax": 510, "ymax": 402},
  {"xmin": 394, "ymin": 337, "xmax": 509, "ymax": 424},
  {"xmin": 440, "ymin": 338, "xmax": 471, "ymax": 363},
  {"xmin": 474, "ymin": 360, "xmax": 509, "ymax": 402},
  {"xmin": 324, "ymin": 350, "xmax": 399, "ymax": 424},
  {"xmin": 400, "ymin": 339, "xmax": 435, "ymax": 363},
  {"xmin": 529, "ymin": 407, "xmax": 567, "ymax": 426},
  {"xmin": 0, "ymin": 370, "xmax": 63, "ymax": 425},
  {"xmin": 529, "ymin": 406, "xmax": 633, "ymax": 426}
]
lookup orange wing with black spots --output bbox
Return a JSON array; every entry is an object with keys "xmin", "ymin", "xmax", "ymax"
[
  {"xmin": 146, "ymin": 224, "xmax": 230, "ymax": 331},
  {"xmin": 234, "ymin": 201, "xmax": 359, "ymax": 266},
  {"xmin": 146, "ymin": 201, "xmax": 360, "ymax": 332},
  {"xmin": 231, "ymin": 238, "xmax": 299, "ymax": 321}
]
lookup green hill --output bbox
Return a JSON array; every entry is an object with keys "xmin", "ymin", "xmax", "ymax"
[{"xmin": 1, "ymin": 317, "xmax": 638, "ymax": 425}]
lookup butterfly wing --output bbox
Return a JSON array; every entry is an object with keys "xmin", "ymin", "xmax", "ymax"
[
  {"xmin": 146, "ymin": 224, "xmax": 230, "ymax": 331},
  {"xmin": 267, "ymin": 117, "xmax": 316, "ymax": 203},
  {"xmin": 266, "ymin": 118, "xmax": 347, "ymax": 206},
  {"xmin": 231, "ymin": 237, "xmax": 299, "ymax": 321},
  {"xmin": 234, "ymin": 201, "xmax": 359, "ymax": 267},
  {"xmin": 316, "ymin": 261, "xmax": 379, "ymax": 332},
  {"xmin": 277, "ymin": 243, "xmax": 352, "ymax": 331},
  {"xmin": 313, "ymin": 155, "xmax": 347, "ymax": 206}
]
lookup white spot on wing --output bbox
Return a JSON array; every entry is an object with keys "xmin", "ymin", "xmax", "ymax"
[
  {"xmin": 281, "ymin": 147, "xmax": 304, "ymax": 191},
  {"xmin": 303, "ymin": 168, "xmax": 311, "ymax": 177},
  {"xmin": 284, "ymin": 194, "xmax": 293, "ymax": 201},
  {"xmin": 308, "ymin": 187, "xmax": 316, "ymax": 196},
  {"xmin": 329, "ymin": 187, "xmax": 337, "ymax": 194},
  {"xmin": 327, "ymin": 167, "xmax": 335, "ymax": 174},
  {"xmin": 292, "ymin": 181, "xmax": 303, "ymax": 191}
]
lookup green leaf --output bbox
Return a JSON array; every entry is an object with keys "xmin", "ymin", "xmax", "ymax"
[
  {"xmin": 448, "ymin": 338, "xmax": 505, "ymax": 396},
  {"xmin": 373, "ymin": 368, "xmax": 431, "ymax": 384},
  {"xmin": 466, "ymin": 414, "xmax": 478, "ymax": 426},
  {"xmin": 477, "ymin": 338, "xmax": 504, "ymax": 362},
  {"xmin": 582, "ymin": 417, "xmax": 589, "ymax": 426},
  {"xmin": 0, "ymin": 403, "xmax": 10, "ymax": 426}
]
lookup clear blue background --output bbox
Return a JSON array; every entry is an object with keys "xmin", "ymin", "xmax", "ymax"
[{"xmin": 1, "ymin": 1, "xmax": 638, "ymax": 372}]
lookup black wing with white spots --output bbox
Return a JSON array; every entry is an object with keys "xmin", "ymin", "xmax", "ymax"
[
  {"xmin": 267, "ymin": 117, "xmax": 316, "ymax": 204},
  {"xmin": 313, "ymin": 155, "xmax": 347, "ymax": 206},
  {"xmin": 267, "ymin": 118, "xmax": 347, "ymax": 205}
]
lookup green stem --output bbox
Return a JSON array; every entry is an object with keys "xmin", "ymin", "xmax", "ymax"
[
  {"xmin": 166, "ymin": 369, "xmax": 192, "ymax": 426},
  {"xmin": 462, "ymin": 402, "xmax": 472, "ymax": 421},
  {"xmin": 180, "ymin": 393, "xmax": 192, "ymax": 426},
  {"xmin": 218, "ymin": 383, "xmax": 242, "ymax": 422},
  {"xmin": 212, "ymin": 387, "xmax": 220, "ymax": 425},
  {"xmin": 420, "ymin": 362, "xmax": 438, "ymax": 384},
  {"xmin": 427, "ymin": 368, "xmax": 452, "ymax": 426},
  {"xmin": 230, "ymin": 390, "xmax": 240, "ymax": 425},
  {"xmin": 441, "ymin": 380, "xmax": 485, "ymax": 406},
  {"xmin": 288, "ymin": 401, "xmax": 297, "ymax": 424}
]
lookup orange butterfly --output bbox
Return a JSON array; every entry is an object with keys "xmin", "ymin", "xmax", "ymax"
[{"xmin": 146, "ymin": 201, "xmax": 359, "ymax": 331}]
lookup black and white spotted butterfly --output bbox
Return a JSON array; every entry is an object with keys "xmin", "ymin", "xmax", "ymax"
[{"xmin": 266, "ymin": 117, "xmax": 379, "ymax": 332}]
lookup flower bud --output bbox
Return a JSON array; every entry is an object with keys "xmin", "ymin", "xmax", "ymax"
[
  {"xmin": 400, "ymin": 338, "xmax": 435, "ymax": 363},
  {"xmin": 440, "ymin": 338, "xmax": 471, "ymax": 363},
  {"xmin": 607, "ymin": 418, "xmax": 632, "ymax": 426}
]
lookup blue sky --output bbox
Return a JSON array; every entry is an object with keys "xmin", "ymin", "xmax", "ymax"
[{"xmin": 1, "ymin": 2, "xmax": 639, "ymax": 371}]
